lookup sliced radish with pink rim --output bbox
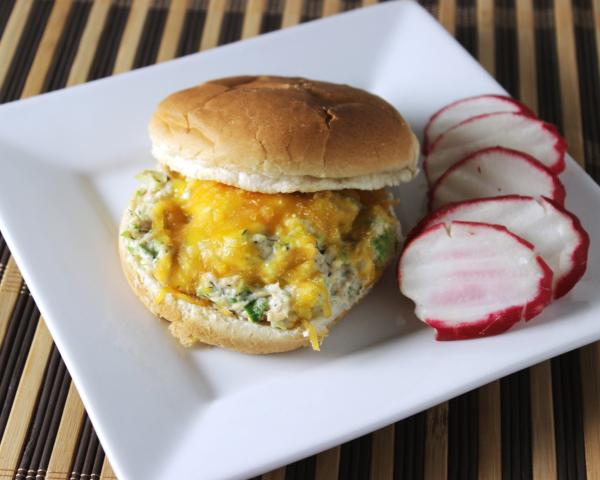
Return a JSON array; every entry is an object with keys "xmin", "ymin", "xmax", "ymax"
[
  {"xmin": 414, "ymin": 195, "xmax": 589, "ymax": 298},
  {"xmin": 398, "ymin": 221, "xmax": 553, "ymax": 340},
  {"xmin": 428, "ymin": 147, "xmax": 565, "ymax": 210},
  {"xmin": 424, "ymin": 112, "xmax": 567, "ymax": 184},
  {"xmin": 424, "ymin": 95, "xmax": 534, "ymax": 154}
]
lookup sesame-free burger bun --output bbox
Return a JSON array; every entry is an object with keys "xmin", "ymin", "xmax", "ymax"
[{"xmin": 148, "ymin": 75, "xmax": 420, "ymax": 193}]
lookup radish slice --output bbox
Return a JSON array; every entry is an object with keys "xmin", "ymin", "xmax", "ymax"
[
  {"xmin": 424, "ymin": 95, "xmax": 534, "ymax": 154},
  {"xmin": 415, "ymin": 196, "xmax": 589, "ymax": 298},
  {"xmin": 424, "ymin": 112, "xmax": 567, "ymax": 184},
  {"xmin": 398, "ymin": 221, "xmax": 553, "ymax": 340},
  {"xmin": 429, "ymin": 147, "xmax": 566, "ymax": 210}
]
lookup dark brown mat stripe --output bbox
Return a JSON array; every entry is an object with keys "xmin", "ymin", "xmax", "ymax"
[
  {"xmin": 455, "ymin": 0, "xmax": 476, "ymax": 57},
  {"xmin": 338, "ymin": 433, "xmax": 372, "ymax": 480},
  {"xmin": 494, "ymin": 0, "xmax": 518, "ymax": 96},
  {"xmin": 69, "ymin": 414, "xmax": 104, "ymax": 480},
  {"xmin": 260, "ymin": 0, "xmax": 283, "ymax": 33},
  {"xmin": 37, "ymin": 377, "xmax": 73, "ymax": 479},
  {"xmin": 43, "ymin": 0, "xmax": 93, "ymax": 92},
  {"xmin": 394, "ymin": 410, "xmax": 426, "ymax": 479},
  {"xmin": 490, "ymin": 6, "xmax": 533, "ymax": 478},
  {"xmin": 0, "ymin": 0, "xmax": 53, "ymax": 103},
  {"xmin": 0, "ymin": 289, "xmax": 39, "ymax": 437},
  {"xmin": 0, "ymin": 239, "xmax": 9, "ymax": 282},
  {"xmin": 501, "ymin": 370, "xmax": 532, "ymax": 480},
  {"xmin": 551, "ymin": 352, "xmax": 587, "ymax": 480},
  {"xmin": 342, "ymin": 1, "xmax": 362, "ymax": 11},
  {"xmin": 87, "ymin": 1, "xmax": 131, "ymax": 81},
  {"xmin": 534, "ymin": 0, "xmax": 563, "ymax": 129},
  {"xmin": 0, "ymin": 0, "xmax": 16, "ymax": 40},
  {"xmin": 532, "ymin": 3, "xmax": 588, "ymax": 477},
  {"xmin": 284, "ymin": 455, "xmax": 316, "ymax": 480},
  {"xmin": 448, "ymin": 391, "xmax": 478, "ymax": 480},
  {"xmin": 176, "ymin": 0, "xmax": 208, "ymax": 57},
  {"xmin": 219, "ymin": 0, "xmax": 244, "ymax": 46},
  {"xmin": 301, "ymin": 0, "xmax": 324, "ymax": 24},
  {"xmin": 133, "ymin": 2, "xmax": 168, "ymax": 69},
  {"xmin": 572, "ymin": 0, "xmax": 600, "ymax": 182},
  {"xmin": 16, "ymin": 346, "xmax": 70, "ymax": 480},
  {"xmin": 82, "ymin": 426, "xmax": 105, "ymax": 480},
  {"xmin": 420, "ymin": 0, "xmax": 438, "ymax": 16}
]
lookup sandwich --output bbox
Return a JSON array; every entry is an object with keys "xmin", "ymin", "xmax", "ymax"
[{"xmin": 119, "ymin": 76, "xmax": 419, "ymax": 354}]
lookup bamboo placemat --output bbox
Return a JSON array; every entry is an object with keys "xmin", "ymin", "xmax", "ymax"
[{"xmin": 0, "ymin": 0, "xmax": 597, "ymax": 479}]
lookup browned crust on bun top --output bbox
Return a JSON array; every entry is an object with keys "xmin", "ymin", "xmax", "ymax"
[{"xmin": 148, "ymin": 76, "xmax": 419, "ymax": 189}]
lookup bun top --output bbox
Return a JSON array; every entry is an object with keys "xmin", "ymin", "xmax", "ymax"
[{"xmin": 148, "ymin": 76, "xmax": 419, "ymax": 193}]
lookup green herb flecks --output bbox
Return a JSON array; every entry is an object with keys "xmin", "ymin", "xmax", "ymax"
[
  {"xmin": 244, "ymin": 298, "xmax": 269, "ymax": 323},
  {"xmin": 372, "ymin": 229, "xmax": 396, "ymax": 264},
  {"xmin": 139, "ymin": 242, "xmax": 159, "ymax": 259}
]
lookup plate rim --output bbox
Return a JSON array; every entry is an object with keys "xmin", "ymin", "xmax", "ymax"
[{"xmin": 0, "ymin": 2, "xmax": 598, "ymax": 479}]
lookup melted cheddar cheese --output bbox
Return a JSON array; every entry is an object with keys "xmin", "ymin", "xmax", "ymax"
[{"xmin": 126, "ymin": 170, "xmax": 398, "ymax": 330}]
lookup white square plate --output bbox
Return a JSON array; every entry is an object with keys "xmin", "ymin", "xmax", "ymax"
[{"xmin": 0, "ymin": 2, "xmax": 598, "ymax": 479}]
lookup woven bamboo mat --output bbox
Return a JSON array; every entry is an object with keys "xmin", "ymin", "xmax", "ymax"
[{"xmin": 0, "ymin": 0, "xmax": 598, "ymax": 479}]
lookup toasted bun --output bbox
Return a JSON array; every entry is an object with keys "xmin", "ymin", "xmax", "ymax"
[
  {"xmin": 118, "ymin": 205, "xmax": 376, "ymax": 354},
  {"xmin": 149, "ymin": 76, "xmax": 419, "ymax": 193}
]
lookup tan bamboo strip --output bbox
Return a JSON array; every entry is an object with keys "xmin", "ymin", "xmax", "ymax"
[
  {"xmin": 554, "ymin": 0, "xmax": 584, "ymax": 167},
  {"xmin": 66, "ymin": 0, "xmax": 111, "ymax": 86},
  {"xmin": 281, "ymin": 0, "xmax": 302, "ymax": 28},
  {"xmin": 241, "ymin": 0, "xmax": 265, "ymax": 39},
  {"xmin": 156, "ymin": 0, "xmax": 188, "ymax": 62},
  {"xmin": 580, "ymin": 343, "xmax": 600, "ymax": 480},
  {"xmin": 478, "ymin": 381, "xmax": 501, "ymax": 480},
  {"xmin": 424, "ymin": 403, "xmax": 448, "ymax": 480},
  {"xmin": 322, "ymin": 0, "xmax": 342, "ymax": 17},
  {"xmin": 369, "ymin": 425, "xmax": 394, "ymax": 480},
  {"xmin": 438, "ymin": 0, "xmax": 456, "ymax": 35},
  {"xmin": 530, "ymin": 362, "xmax": 557, "ymax": 480},
  {"xmin": 113, "ymin": 0, "xmax": 152, "ymax": 74},
  {"xmin": 262, "ymin": 467, "xmax": 286, "ymax": 480},
  {"xmin": 45, "ymin": 382, "xmax": 86, "ymax": 477},
  {"xmin": 199, "ymin": 0, "xmax": 227, "ymax": 51},
  {"xmin": 477, "ymin": 0, "xmax": 495, "ymax": 75},
  {"xmin": 314, "ymin": 446, "xmax": 340, "ymax": 480},
  {"xmin": 0, "ymin": 320, "xmax": 53, "ymax": 472},
  {"xmin": 362, "ymin": 0, "xmax": 378, "ymax": 5},
  {"xmin": 99, "ymin": 455, "xmax": 117, "ymax": 480},
  {"xmin": 21, "ymin": 0, "xmax": 74, "ymax": 98},
  {"xmin": 516, "ymin": 0, "xmax": 537, "ymax": 113},
  {"xmin": 0, "ymin": 258, "xmax": 22, "ymax": 346},
  {"xmin": 0, "ymin": 0, "xmax": 33, "ymax": 90}
]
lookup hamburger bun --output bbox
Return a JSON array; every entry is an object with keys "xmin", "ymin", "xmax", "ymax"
[
  {"xmin": 120, "ymin": 76, "xmax": 415, "ymax": 354},
  {"xmin": 149, "ymin": 75, "xmax": 419, "ymax": 193}
]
